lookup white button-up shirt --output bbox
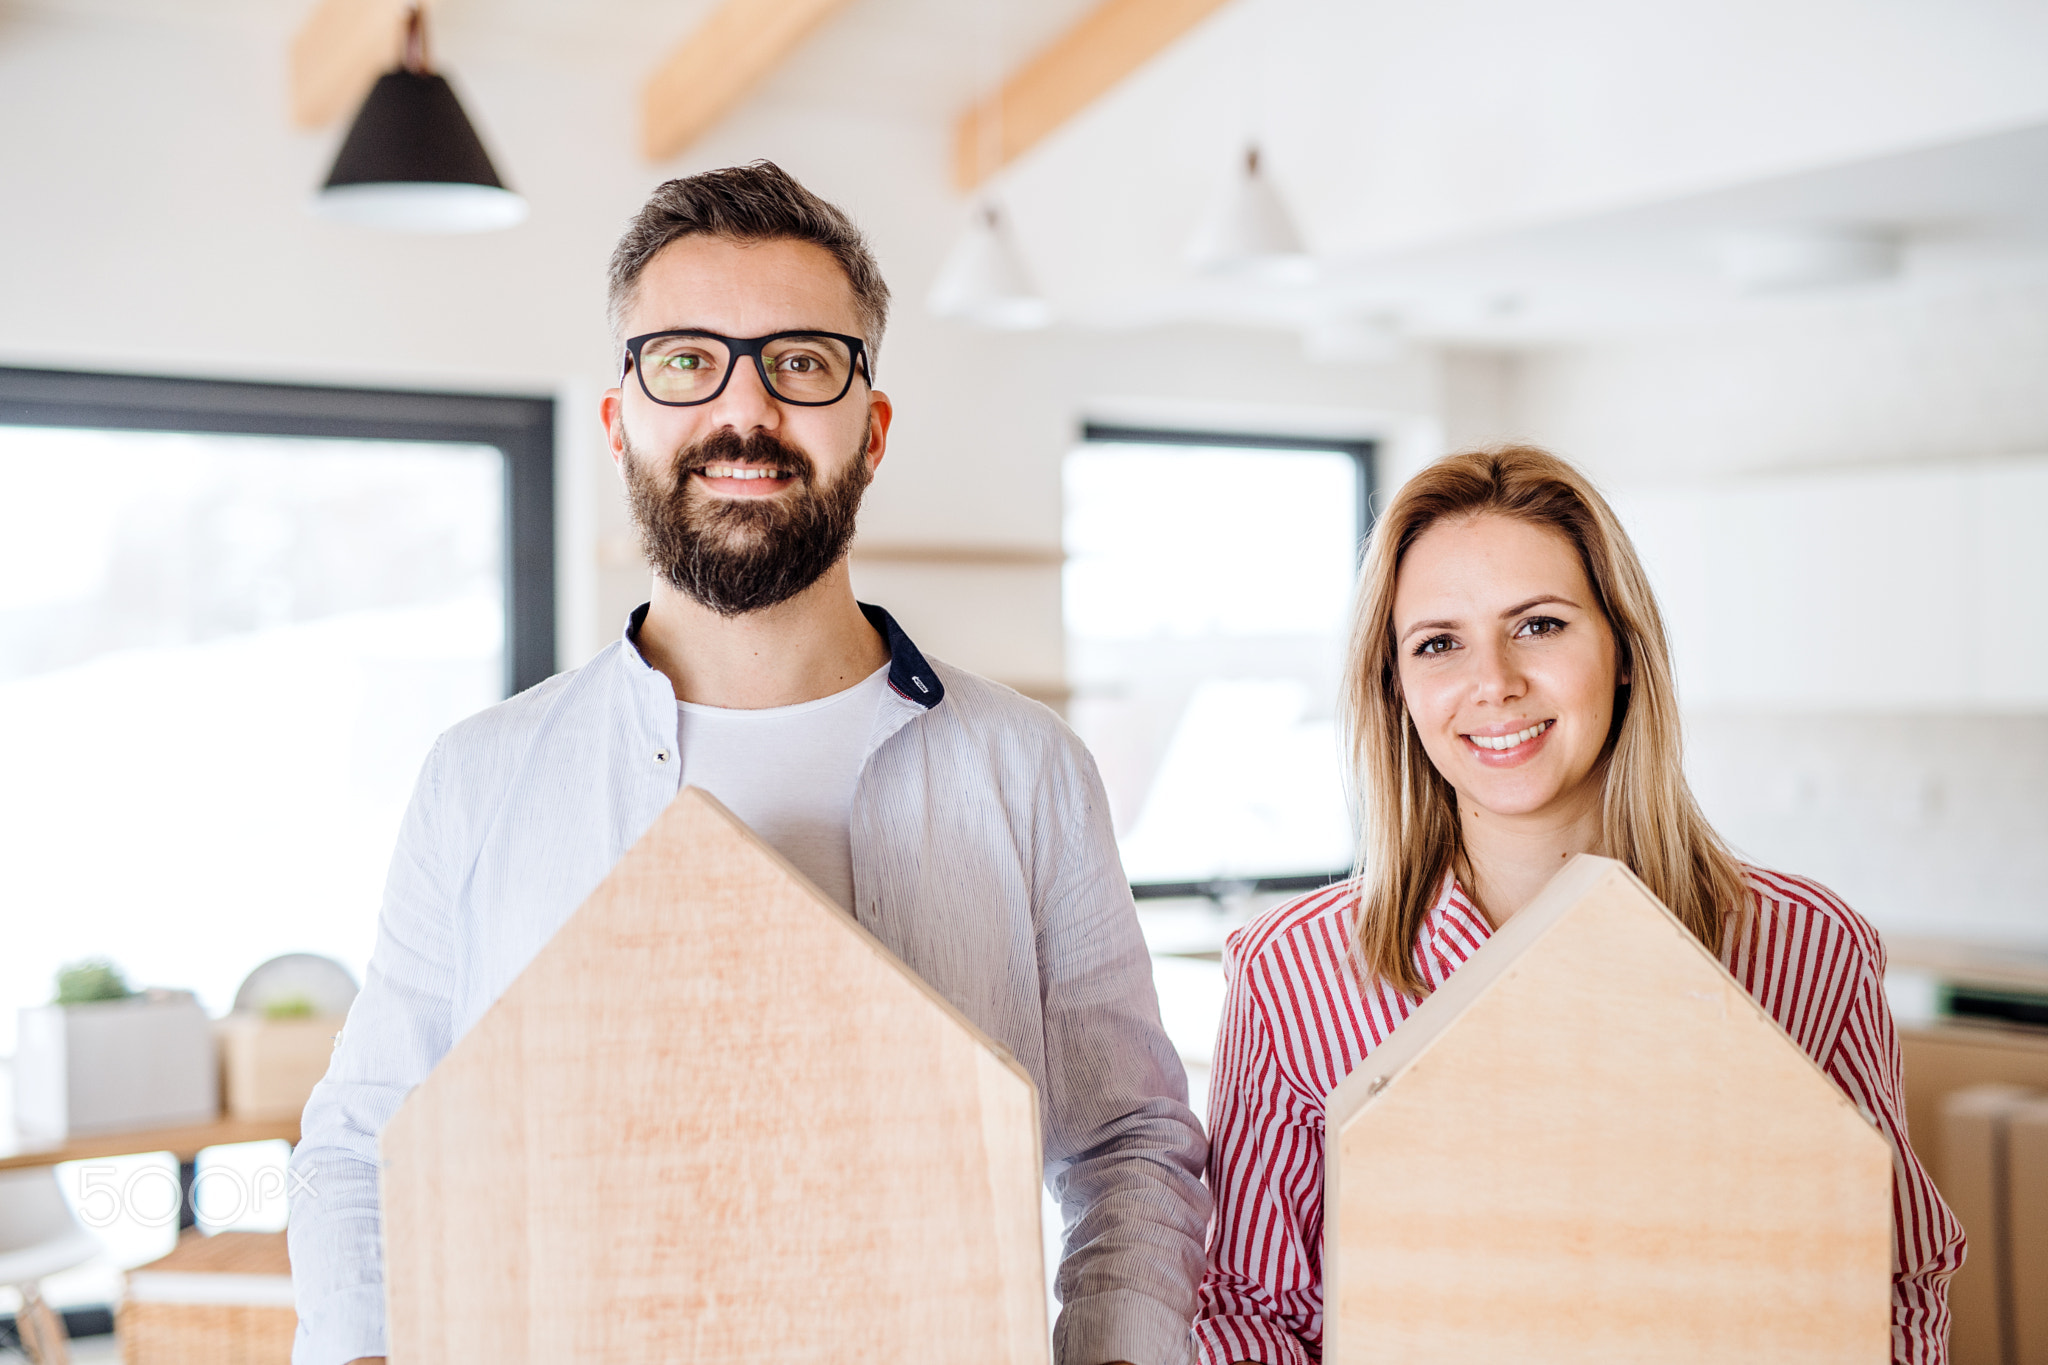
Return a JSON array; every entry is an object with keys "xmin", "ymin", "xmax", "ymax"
[{"xmin": 289, "ymin": 604, "xmax": 1209, "ymax": 1365}]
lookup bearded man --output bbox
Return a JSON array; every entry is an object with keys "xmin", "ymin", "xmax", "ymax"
[{"xmin": 287, "ymin": 163, "xmax": 1208, "ymax": 1365}]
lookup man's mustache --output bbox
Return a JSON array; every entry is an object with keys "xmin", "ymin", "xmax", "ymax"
[{"xmin": 672, "ymin": 430, "xmax": 817, "ymax": 485}]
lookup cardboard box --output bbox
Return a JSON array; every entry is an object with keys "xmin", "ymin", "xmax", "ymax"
[
  {"xmin": 2011, "ymin": 1097, "xmax": 2048, "ymax": 1365},
  {"xmin": 121, "ymin": 1231, "xmax": 294, "ymax": 1365},
  {"xmin": 12, "ymin": 991, "xmax": 217, "ymax": 1140},
  {"xmin": 216, "ymin": 1014, "xmax": 340, "ymax": 1123},
  {"xmin": 1939, "ymin": 1084, "xmax": 2048, "ymax": 1365}
]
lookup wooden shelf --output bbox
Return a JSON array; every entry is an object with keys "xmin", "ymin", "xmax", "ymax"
[
  {"xmin": 0, "ymin": 1115, "xmax": 300, "ymax": 1171},
  {"xmin": 1887, "ymin": 935, "xmax": 2048, "ymax": 996}
]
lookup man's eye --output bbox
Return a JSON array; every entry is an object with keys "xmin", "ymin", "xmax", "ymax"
[
  {"xmin": 777, "ymin": 354, "xmax": 821, "ymax": 373},
  {"xmin": 660, "ymin": 354, "xmax": 703, "ymax": 370},
  {"xmin": 1413, "ymin": 634, "xmax": 1455, "ymax": 657}
]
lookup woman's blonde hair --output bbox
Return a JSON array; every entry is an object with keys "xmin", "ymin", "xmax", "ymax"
[{"xmin": 1343, "ymin": 444, "xmax": 1747, "ymax": 996}]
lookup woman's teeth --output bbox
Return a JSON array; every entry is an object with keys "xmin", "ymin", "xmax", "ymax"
[
  {"xmin": 701, "ymin": 466, "xmax": 787, "ymax": 480},
  {"xmin": 1468, "ymin": 720, "xmax": 1552, "ymax": 751}
]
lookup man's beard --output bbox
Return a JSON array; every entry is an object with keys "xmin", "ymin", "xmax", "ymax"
[{"xmin": 621, "ymin": 423, "xmax": 871, "ymax": 617}]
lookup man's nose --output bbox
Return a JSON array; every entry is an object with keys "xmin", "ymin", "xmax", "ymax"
[{"xmin": 707, "ymin": 356, "xmax": 782, "ymax": 432}]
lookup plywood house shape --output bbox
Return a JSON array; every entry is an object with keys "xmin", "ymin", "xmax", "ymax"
[
  {"xmin": 1324, "ymin": 855, "xmax": 1893, "ymax": 1365},
  {"xmin": 380, "ymin": 788, "xmax": 1048, "ymax": 1365}
]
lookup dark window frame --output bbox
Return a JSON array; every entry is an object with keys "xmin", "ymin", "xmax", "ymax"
[
  {"xmin": 0, "ymin": 365, "xmax": 555, "ymax": 695},
  {"xmin": 1076, "ymin": 421, "xmax": 1376, "ymax": 903}
]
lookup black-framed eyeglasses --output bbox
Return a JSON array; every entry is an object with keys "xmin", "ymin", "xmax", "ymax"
[{"xmin": 622, "ymin": 330, "xmax": 872, "ymax": 408}]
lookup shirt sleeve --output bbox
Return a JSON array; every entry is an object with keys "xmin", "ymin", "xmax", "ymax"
[
  {"xmin": 1034, "ymin": 742, "xmax": 1212, "ymax": 1365},
  {"xmin": 1824, "ymin": 940, "xmax": 1966, "ymax": 1365},
  {"xmin": 288, "ymin": 737, "xmax": 460, "ymax": 1365},
  {"xmin": 1192, "ymin": 933, "xmax": 1323, "ymax": 1365}
]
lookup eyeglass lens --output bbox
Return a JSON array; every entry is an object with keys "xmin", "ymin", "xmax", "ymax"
[{"xmin": 638, "ymin": 334, "xmax": 856, "ymax": 405}]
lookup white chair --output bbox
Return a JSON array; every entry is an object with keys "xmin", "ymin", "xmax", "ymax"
[{"xmin": 0, "ymin": 1168, "xmax": 102, "ymax": 1365}]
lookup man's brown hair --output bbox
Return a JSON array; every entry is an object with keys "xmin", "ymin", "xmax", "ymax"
[{"xmin": 606, "ymin": 161, "xmax": 890, "ymax": 365}]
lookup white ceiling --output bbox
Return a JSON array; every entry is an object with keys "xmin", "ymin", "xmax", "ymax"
[
  {"xmin": 990, "ymin": 0, "xmax": 2048, "ymax": 342},
  {"xmin": 10, "ymin": 0, "xmax": 2048, "ymax": 344},
  {"xmin": 1087, "ymin": 119, "xmax": 2048, "ymax": 344}
]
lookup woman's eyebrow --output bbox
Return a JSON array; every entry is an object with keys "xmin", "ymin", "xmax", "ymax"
[
  {"xmin": 1399, "ymin": 595, "xmax": 1584, "ymax": 642},
  {"xmin": 1399, "ymin": 617, "xmax": 1459, "ymax": 642},
  {"xmin": 1499, "ymin": 594, "xmax": 1581, "ymax": 618}
]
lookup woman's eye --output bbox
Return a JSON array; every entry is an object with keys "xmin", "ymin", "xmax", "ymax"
[
  {"xmin": 1413, "ymin": 634, "xmax": 1456, "ymax": 657},
  {"xmin": 1517, "ymin": 615, "xmax": 1566, "ymax": 638}
]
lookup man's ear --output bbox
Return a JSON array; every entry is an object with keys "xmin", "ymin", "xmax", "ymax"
[
  {"xmin": 600, "ymin": 387, "xmax": 628, "ymax": 475},
  {"xmin": 864, "ymin": 389, "xmax": 894, "ymax": 474}
]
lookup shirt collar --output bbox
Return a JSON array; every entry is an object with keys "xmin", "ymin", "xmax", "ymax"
[
  {"xmin": 859, "ymin": 602, "xmax": 945, "ymax": 710},
  {"xmin": 619, "ymin": 600, "xmax": 945, "ymax": 713},
  {"xmin": 1415, "ymin": 870, "xmax": 1496, "ymax": 990}
]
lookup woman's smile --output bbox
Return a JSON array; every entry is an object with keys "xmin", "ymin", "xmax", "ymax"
[{"xmin": 1461, "ymin": 717, "xmax": 1556, "ymax": 763}]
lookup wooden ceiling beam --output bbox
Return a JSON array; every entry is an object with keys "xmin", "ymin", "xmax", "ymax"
[
  {"xmin": 290, "ymin": 0, "xmax": 432, "ymax": 131},
  {"xmin": 641, "ymin": 0, "xmax": 857, "ymax": 164},
  {"xmin": 953, "ymin": 0, "xmax": 1236, "ymax": 191}
]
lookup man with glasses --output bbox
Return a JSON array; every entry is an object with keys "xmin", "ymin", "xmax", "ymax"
[{"xmin": 289, "ymin": 162, "xmax": 1208, "ymax": 1365}]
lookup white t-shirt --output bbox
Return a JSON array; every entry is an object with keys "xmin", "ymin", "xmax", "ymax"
[{"xmin": 673, "ymin": 665, "xmax": 888, "ymax": 912}]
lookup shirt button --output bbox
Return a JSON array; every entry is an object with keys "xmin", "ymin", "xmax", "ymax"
[{"xmin": 655, "ymin": 748, "xmax": 670, "ymax": 764}]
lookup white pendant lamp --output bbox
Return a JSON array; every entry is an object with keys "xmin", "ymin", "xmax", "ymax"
[
  {"xmin": 311, "ymin": 7, "xmax": 526, "ymax": 234},
  {"xmin": 1187, "ymin": 147, "xmax": 1314, "ymax": 284},
  {"xmin": 927, "ymin": 203, "xmax": 1053, "ymax": 330}
]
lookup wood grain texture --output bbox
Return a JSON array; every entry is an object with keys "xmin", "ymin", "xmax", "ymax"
[
  {"xmin": 289, "ymin": 0, "xmax": 427, "ymax": 130},
  {"xmin": 640, "ymin": 0, "xmax": 855, "ymax": 162},
  {"xmin": 1324, "ymin": 855, "xmax": 1893, "ymax": 1365},
  {"xmin": 0, "ymin": 1117, "xmax": 299, "ymax": 1171},
  {"xmin": 952, "ymin": 0, "xmax": 1235, "ymax": 189},
  {"xmin": 380, "ymin": 787, "xmax": 1047, "ymax": 1365}
]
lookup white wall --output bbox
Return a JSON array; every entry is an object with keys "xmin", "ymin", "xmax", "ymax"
[{"xmin": 1466, "ymin": 275, "xmax": 2048, "ymax": 945}]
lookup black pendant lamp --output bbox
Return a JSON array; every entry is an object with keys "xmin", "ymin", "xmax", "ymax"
[{"xmin": 312, "ymin": 7, "xmax": 526, "ymax": 233}]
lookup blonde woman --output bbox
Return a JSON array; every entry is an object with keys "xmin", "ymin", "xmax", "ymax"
[{"xmin": 1194, "ymin": 447, "xmax": 1963, "ymax": 1365}]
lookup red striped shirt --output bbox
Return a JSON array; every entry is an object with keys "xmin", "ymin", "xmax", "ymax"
[{"xmin": 1194, "ymin": 866, "xmax": 1965, "ymax": 1365}]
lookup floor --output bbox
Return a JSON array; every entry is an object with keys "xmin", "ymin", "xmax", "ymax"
[{"xmin": 62, "ymin": 1332, "xmax": 120, "ymax": 1363}]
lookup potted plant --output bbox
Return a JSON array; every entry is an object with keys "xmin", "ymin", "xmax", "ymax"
[
  {"xmin": 216, "ymin": 953, "xmax": 357, "ymax": 1122},
  {"xmin": 13, "ymin": 958, "xmax": 218, "ymax": 1140}
]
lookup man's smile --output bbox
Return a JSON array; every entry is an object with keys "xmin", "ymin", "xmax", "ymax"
[{"xmin": 693, "ymin": 463, "xmax": 798, "ymax": 495}]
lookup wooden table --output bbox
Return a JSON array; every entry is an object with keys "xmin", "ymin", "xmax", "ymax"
[{"xmin": 0, "ymin": 1116, "xmax": 301, "ymax": 1229}]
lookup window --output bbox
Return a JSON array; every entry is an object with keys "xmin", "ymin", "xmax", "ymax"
[
  {"xmin": 1063, "ymin": 424, "xmax": 1373, "ymax": 898},
  {"xmin": 0, "ymin": 368, "xmax": 553, "ymax": 1045}
]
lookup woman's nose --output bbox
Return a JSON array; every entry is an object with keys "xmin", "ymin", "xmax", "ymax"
[{"xmin": 1468, "ymin": 637, "xmax": 1526, "ymax": 704}]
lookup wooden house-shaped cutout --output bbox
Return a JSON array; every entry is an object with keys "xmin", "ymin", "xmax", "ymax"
[
  {"xmin": 1324, "ymin": 855, "xmax": 1893, "ymax": 1365},
  {"xmin": 380, "ymin": 788, "xmax": 1048, "ymax": 1365}
]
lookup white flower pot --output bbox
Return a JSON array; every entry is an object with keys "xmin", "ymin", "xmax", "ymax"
[{"xmin": 13, "ymin": 991, "xmax": 219, "ymax": 1140}]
